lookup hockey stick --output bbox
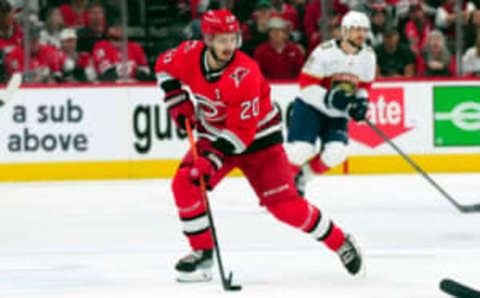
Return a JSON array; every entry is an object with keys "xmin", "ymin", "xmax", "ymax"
[
  {"xmin": 440, "ymin": 278, "xmax": 480, "ymax": 297},
  {"xmin": 185, "ymin": 119, "xmax": 242, "ymax": 291},
  {"xmin": 365, "ymin": 119, "xmax": 480, "ymax": 213},
  {"xmin": 0, "ymin": 73, "xmax": 22, "ymax": 107}
]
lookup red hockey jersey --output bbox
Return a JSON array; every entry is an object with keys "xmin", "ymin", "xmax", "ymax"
[
  {"xmin": 155, "ymin": 41, "xmax": 282, "ymax": 155},
  {"xmin": 6, "ymin": 44, "xmax": 61, "ymax": 81},
  {"xmin": 0, "ymin": 23, "xmax": 23, "ymax": 54},
  {"xmin": 93, "ymin": 40, "xmax": 150, "ymax": 80}
]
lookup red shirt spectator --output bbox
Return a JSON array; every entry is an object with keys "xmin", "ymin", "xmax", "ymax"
[
  {"xmin": 6, "ymin": 29, "xmax": 61, "ymax": 83},
  {"xmin": 0, "ymin": 0, "xmax": 23, "ymax": 54},
  {"xmin": 254, "ymin": 17, "xmax": 304, "ymax": 79},
  {"xmin": 404, "ymin": 4, "xmax": 433, "ymax": 55},
  {"xmin": 304, "ymin": 0, "xmax": 322, "ymax": 44},
  {"xmin": 60, "ymin": 0, "xmax": 89, "ymax": 28},
  {"xmin": 92, "ymin": 26, "xmax": 151, "ymax": 82},
  {"xmin": 0, "ymin": 22, "xmax": 23, "ymax": 53}
]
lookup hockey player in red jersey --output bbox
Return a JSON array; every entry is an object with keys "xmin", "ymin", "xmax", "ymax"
[{"xmin": 155, "ymin": 9, "xmax": 363, "ymax": 283}]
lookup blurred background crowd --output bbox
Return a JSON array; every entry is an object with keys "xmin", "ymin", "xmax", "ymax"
[{"xmin": 1, "ymin": 0, "xmax": 480, "ymax": 85}]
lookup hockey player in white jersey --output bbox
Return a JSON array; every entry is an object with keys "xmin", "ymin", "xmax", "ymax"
[{"xmin": 286, "ymin": 11, "xmax": 376, "ymax": 196}]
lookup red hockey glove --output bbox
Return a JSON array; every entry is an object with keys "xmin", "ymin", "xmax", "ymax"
[
  {"xmin": 164, "ymin": 89, "xmax": 195, "ymax": 130},
  {"xmin": 190, "ymin": 147, "xmax": 224, "ymax": 185}
]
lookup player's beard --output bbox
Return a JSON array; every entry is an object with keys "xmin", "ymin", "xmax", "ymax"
[
  {"xmin": 210, "ymin": 47, "xmax": 235, "ymax": 66},
  {"xmin": 347, "ymin": 37, "xmax": 363, "ymax": 49}
]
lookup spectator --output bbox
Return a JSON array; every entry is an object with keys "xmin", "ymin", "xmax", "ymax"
[
  {"xmin": 375, "ymin": 26, "xmax": 416, "ymax": 77},
  {"xmin": 270, "ymin": 0, "xmax": 301, "ymax": 32},
  {"xmin": 76, "ymin": 2, "xmax": 106, "ymax": 53},
  {"xmin": 92, "ymin": 25, "xmax": 151, "ymax": 82},
  {"xmin": 464, "ymin": 9, "xmax": 480, "ymax": 50},
  {"xmin": 254, "ymin": 17, "xmax": 304, "ymax": 79},
  {"xmin": 290, "ymin": 0, "xmax": 308, "ymax": 26},
  {"xmin": 0, "ymin": 0, "xmax": 22, "ymax": 53},
  {"xmin": 40, "ymin": 7, "xmax": 65, "ymax": 49},
  {"xmin": 404, "ymin": 3, "xmax": 432, "ymax": 55},
  {"xmin": 462, "ymin": 29, "xmax": 480, "ymax": 75},
  {"xmin": 6, "ymin": 26, "xmax": 62, "ymax": 84},
  {"xmin": 60, "ymin": 0, "xmax": 89, "ymax": 28},
  {"xmin": 306, "ymin": 10, "xmax": 341, "ymax": 54},
  {"xmin": 304, "ymin": 0, "xmax": 323, "ymax": 47},
  {"xmin": 417, "ymin": 30, "xmax": 454, "ymax": 76},
  {"xmin": 353, "ymin": 0, "xmax": 393, "ymax": 19},
  {"xmin": 435, "ymin": 0, "xmax": 476, "ymax": 50},
  {"xmin": 230, "ymin": 0, "xmax": 257, "ymax": 22},
  {"xmin": 241, "ymin": 0, "xmax": 272, "ymax": 56},
  {"xmin": 58, "ymin": 28, "xmax": 96, "ymax": 83},
  {"xmin": 304, "ymin": 0, "xmax": 347, "ymax": 50},
  {"xmin": 368, "ymin": 4, "xmax": 389, "ymax": 47}
]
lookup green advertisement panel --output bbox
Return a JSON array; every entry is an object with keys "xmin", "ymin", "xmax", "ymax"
[{"xmin": 433, "ymin": 86, "xmax": 480, "ymax": 146}]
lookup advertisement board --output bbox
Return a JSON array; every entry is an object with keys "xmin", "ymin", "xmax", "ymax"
[
  {"xmin": 0, "ymin": 80, "xmax": 479, "ymax": 181},
  {"xmin": 433, "ymin": 86, "xmax": 480, "ymax": 147}
]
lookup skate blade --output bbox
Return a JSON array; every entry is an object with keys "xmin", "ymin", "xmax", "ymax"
[{"xmin": 176, "ymin": 269, "xmax": 212, "ymax": 283}]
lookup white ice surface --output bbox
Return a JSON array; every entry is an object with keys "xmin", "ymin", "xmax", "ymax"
[{"xmin": 1, "ymin": 174, "xmax": 480, "ymax": 298}]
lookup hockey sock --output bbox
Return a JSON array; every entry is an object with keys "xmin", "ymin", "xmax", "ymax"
[
  {"xmin": 172, "ymin": 167, "xmax": 214, "ymax": 250},
  {"xmin": 309, "ymin": 154, "xmax": 330, "ymax": 175},
  {"xmin": 266, "ymin": 197, "xmax": 345, "ymax": 251}
]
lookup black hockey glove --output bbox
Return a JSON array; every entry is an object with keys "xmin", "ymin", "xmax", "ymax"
[
  {"xmin": 347, "ymin": 97, "xmax": 368, "ymax": 122},
  {"xmin": 325, "ymin": 88, "xmax": 356, "ymax": 112}
]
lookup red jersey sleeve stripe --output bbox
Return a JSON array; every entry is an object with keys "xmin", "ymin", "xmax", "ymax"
[{"xmin": 299, "ymin": 72, "xmax": 324, "ymax": 89}]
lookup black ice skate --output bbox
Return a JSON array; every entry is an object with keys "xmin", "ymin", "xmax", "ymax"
[
  {"xmin": 336, "ymin": 234, "xmax": 363, "ymax": 275},
  {"xmin": 294, "ymin": 168, "xmax": 307, "ymax": 197},
  {"xmin": 175, "ymin": 249, "xmax": 214, "ymax": 282}
]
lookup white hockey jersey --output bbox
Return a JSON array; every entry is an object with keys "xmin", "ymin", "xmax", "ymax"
[{"xmin": 298, "ymin": 39, "xmax": 376, "ymax": 118}]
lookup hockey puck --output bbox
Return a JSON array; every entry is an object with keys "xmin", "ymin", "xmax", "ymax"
[
  {"xmin": 440, "ymin": 278, "xmax": 480, "ymax": 298},
  {"xmin": 0, "ymin": 99, "xmax": 4, "ymax": 107}
]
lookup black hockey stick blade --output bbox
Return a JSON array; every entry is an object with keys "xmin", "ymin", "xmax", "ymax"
[
  {"xmin": 224, "ymin": 271, "xmax": 242, "ymax": 291},
  {"xmin": 440, "ymin": 278, "xmax": 480, "ymax": 297},
  {"xmin": 459, "ymin": 204, "xmax": 480, "ymax": 213}
]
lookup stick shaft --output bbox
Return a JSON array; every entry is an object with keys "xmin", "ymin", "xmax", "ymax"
[
  {"xmin": 185, "ymin": 120, "xmax": 230, "ymax": 290},
  {"xmin": 365, "ymin": 119, "xmax": 464, "ymax": 212}
]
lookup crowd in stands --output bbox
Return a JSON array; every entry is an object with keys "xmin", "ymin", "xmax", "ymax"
[{"xmin": 0, "ymin": 0, "xmax": 479, "ymax": 85}]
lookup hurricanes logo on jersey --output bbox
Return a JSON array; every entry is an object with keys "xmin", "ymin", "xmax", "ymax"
[
  {"xmin": 196, "ymin": 94, "xmax": 227, "ymax": 122},
  {"xmin": 230, "ymin": 67, "xmax": 249, "ymax": 88}
]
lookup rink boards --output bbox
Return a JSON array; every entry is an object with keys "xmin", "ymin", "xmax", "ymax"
[{"xmin": 0, "ymin": 79, "xmax": 479, "ymax": 181}]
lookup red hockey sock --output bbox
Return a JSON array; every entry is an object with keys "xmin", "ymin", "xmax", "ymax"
[
  {"xmin": 172, "ymin": 167, "xmax": 214, "ymax": 250},
  {"xmin": 321, "ymin": 223, "xmax": 345, "ymax": 252},
  {"xmin": 309, "ymin": 154, "xmax": 330, "ymax": 174},
  {"xmin": 266, "ymin": 196, "xmax": 344, "ymax": 251}
]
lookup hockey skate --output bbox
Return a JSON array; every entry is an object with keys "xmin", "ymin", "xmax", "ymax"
[
  {"xmin": 336, "ymin": 234, "xmax": 364, "ymax": 275},
  {"xmin": 175, "ymin": 249, "xmax": 214, "ymax": 282}
]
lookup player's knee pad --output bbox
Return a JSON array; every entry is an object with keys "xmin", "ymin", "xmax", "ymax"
[
  {"xmin": 285, "ymin": 141, "xmax": 315, "ymax": 166},
  {"xmin": 321, "ymin": 141, "xmax": 347, "ymax": 168},
  {"xmin": 172, "ymin": 167, "xmax": 203, "ymax": 214}
]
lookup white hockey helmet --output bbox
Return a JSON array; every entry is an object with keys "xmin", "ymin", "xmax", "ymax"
[{"xmin": 341, "ymin": 11, "xmax": 371, "ymax": 30}]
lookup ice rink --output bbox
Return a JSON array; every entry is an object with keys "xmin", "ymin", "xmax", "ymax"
[{"xmin": 1, "ymin": 173, "xmax": 480, "ymax": 298}]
